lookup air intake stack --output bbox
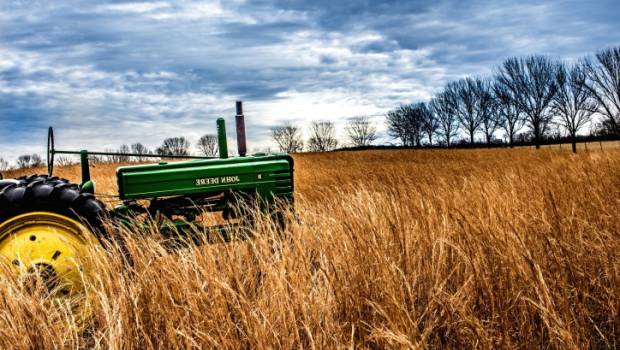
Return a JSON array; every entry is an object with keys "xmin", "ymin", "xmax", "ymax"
[
  {"xmin": 217, "ymin": 118, "xmax": 228, "ymax": 159},
  {"xmin": 235, "ymin": 101, "xmax": 247, "ymax": 157}
]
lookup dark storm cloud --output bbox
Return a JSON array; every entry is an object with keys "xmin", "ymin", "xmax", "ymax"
[{"xmin": 0, "ymin": 0, "xmax": 618, "ymax": 162}]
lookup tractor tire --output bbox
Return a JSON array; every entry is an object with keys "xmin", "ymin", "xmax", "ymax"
[
  {"xmin": 0, "ymin": 175, "xmax": 107, "ymax": 238},
  {"xmin": 0, "ymin": 175, "xmax": 108, "ymax": 305},
  {"xmin": 0, "ymin": 179, "xmax": 19, "ymax": 192}
]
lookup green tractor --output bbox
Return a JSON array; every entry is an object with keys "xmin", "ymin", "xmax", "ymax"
[{"xmin": 0, "ymin": 101, "xmax": 294, "ymax": 300}]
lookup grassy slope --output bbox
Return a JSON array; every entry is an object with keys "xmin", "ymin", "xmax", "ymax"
[{"xmin": 1, "ymin": 148, "xmax": 619, "ymax": 349}]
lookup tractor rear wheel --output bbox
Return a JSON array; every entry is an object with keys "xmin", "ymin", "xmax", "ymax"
[{"xmin": 0, "ymin": 175, "xmax": 107, "ymax": 301}]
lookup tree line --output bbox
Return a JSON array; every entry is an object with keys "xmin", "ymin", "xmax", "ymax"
[
  {"xmin": 1, "ymin": 134, "xmax": 222, "ymax": 170},
  {"xmin": 268, "ymin": 46, "xmax": 618, "ymax": 154},
  {"xmin": 385, "ymin": 46, "xmax": 619, "ymax": 153},
  {"xmin": 270, "ymin": 117, "xmax": 379, "ymax": 153},
  {"xmin": 1, "ymin": 120, "xmax": 375, "ymax": 170}
]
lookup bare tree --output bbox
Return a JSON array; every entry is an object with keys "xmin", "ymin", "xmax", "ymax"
[
  {"xmin": 493, "ymin": 80, "xmax": 524, "ymax": 147},
  {"xmin": 386, "ymin": 105, "xmax": 416, "ymax": 146},
  {"xmin": 592, "ymin": 119, "xmax": 618, "ymax": 136},
  {"xmin": 496, "ymin": 55, "xmax": 560, "ymax": 148},
  {"xmin": 552, "ymin": 63, "xmax": 598, "ymax": 153},
  {"xmin": 56, "ymin": 156, "xmax": 77, "ymax": 166},
  {"xmin": 307, "ymin": 121, "xmax": 338, "ymax": 152},
  {"xmin": 104, "ymin": 148, "xmax": 122, "ymax": 163},
  {"xmin": 386, "ymin": 104, "xmax": 427, "ymax": 147},
  {"xmin": 197, "ymin": 134, "xmax": 219, "ymax": 157},
  {"xmin": 346, "ymin": 116, "xmax": 377, "ymax": 147},
  {"xmin": 422, "ymin": 103, "xmax": 440, "ymax": 146},
  {"xmin": 118, "ymin": 144, "xmax": 131, "ymax": 162},
  {"xmin": 429, "ymin": 92, "xmax": 459, "ymax": 147},
  {"xmin": 16, "ymin": 155, "xmax": 31, "ymax": 169},
  {"xmin": 476, "ymin": 78, "xmax": 500, "ymax": 143},
  {"xmin": 271, "ymin": 124, "xmax": 304, "ymax": 153},
  {"xmin": 131, "ymin": 143, "xmax": 151, "ymax": 161},
  {"xmin": 0, "ymin": 158, "xmax": 9, "ymax": 172},
  {"xmin": 445, "ymin": 78, "xmax": 483, "ymax": 144},
  {"xmin": 583, "ymin": 46, "xmax": 620, "ymax": 135},
  {"xmin": 157, "ymin": 137, "xmax": 191, "ymax": 156},
  {"xmin": 30, "ymin": 154, "xmax": 43, "ymax": 167},
  {"xmin": 89, "ymin": 154, "xmax": 104, "ymax": 164},
  {"xmin": 386, "ymin": 107, "xmax": 409, "ymax": 146},
  {"xmin": 411, "ymin": 103, "xmax": 432, "ymax": 146}
]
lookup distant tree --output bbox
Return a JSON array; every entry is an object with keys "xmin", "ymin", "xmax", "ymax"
[
  {"xmin": 89, "ymin": 155, "xmax": 104, "ymax": 164},
  {"xmin": 386, "ymin": 104, "xmax": 427, "ymax": 146},
  {"xmin": 118, "ymin": 144, "xmax": 131, "ymax": 162},
  {"xmin": 157, "ymin": 137, "xmax": 190, "ymax": 156},
  {"xmin": 252, "ymin": 146, "xmax": 273, "ymax": 154},
  {"xmin": 0, "ymin": 158, "xmax": 9, "ymax": 171},
  {"xmin": 386, "ymin": 105, "xmax": 416, "ymax": 146},
  {"xmin": 104, "ymin": 148, "xmax": 122, "ymax": 163},
  {"xmin": 592, "ymin": 119, "xmax": 618, "ymax": 136},
  {"xmin": 411, "ymin": 103, "xmax": 432, "ymax": 146},
  {"xmin": 30, "ymin": 154, "xmax": 43, "ymax": 167},
  {"xmin": 583, "ymin": 46, "xmax": 620, "ymax": 135},
  {"xmin": 346, "ymin": 116, "xmax": 377, "ymax": 147},
  {"xmin": 56, "ymin": 156, "xmax": 76, "ymax": 166},
  {"xmin": 386, "ymin": 107, "xmax": 409, "ymax": 146},
  {"xmin": 552, "ymin": 63, "xmax": 598, "ymax": 153},
  {"xmin": 493, "ymin": 80, "xmax": 524, "ymax": 147},
  {"xmin": 197, "ymin": 134, "xmax": 218, "ymax": 157},
  {"xmin": 445, "ymin": 78, "xmax": 484, "ymax": 144},
  {"xmin": 515, "ymin": 131, "xmax": 534, "ymax": 144},
  {"xmin": 307, "ymin": 121, "xmax": 338, "ymax": 152},
  {"xmin": 422, "ymin": 104, "xmax": 440, "ymax": 146},
  {"xmin": 271, "ymin": 124, "xmax": 304, "ymax": 153},
  {"xmin": 496, "ymin": 55, "xmax": 560, "ymax": 148},
  {"xmin": 131, "ymin": 143, "xmax": 151, "ymax": 161},
  {"xmin": 429, "ymin": 92, "xmax": 459, "ymax": 147},
  {"xmin": 16, "ymin": 154, "xmax": 31, "ymax": 169},
  {"xmin": 476, "ymin": 79, "xmax": 500, "ymax": 143}
]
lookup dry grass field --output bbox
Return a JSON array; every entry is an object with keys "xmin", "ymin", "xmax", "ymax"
[{"xmin": 1, "ymin": 147, "xmax": 619, "ymax": 349}]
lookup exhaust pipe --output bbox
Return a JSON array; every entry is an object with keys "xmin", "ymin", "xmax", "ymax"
[{"xmin": 235, "ymin": 101, "xmax": 247, "ymax": 157}]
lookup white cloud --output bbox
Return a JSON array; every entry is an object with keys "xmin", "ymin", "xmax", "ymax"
[{"xmin": 95, "ymin": 2, "xmax": 171, "ymax": 14}]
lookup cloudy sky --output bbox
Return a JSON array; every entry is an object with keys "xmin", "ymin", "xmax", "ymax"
[{"xmin": 0, "ymin": 0, "xmax": 617, "ymax": 162}]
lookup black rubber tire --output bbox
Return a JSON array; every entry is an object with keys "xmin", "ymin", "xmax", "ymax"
[
  {"xmin": 0, "ymin": 179, "xmax": 19, "ymax": 192},
  {"xmin": 0, "ymin": 175, "xmax": 108, "ymax": 239}
]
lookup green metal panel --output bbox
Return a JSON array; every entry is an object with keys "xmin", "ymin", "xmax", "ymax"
[{"xmin": 116, "ymin": 154, "xmax": 293, "ymax": 201}]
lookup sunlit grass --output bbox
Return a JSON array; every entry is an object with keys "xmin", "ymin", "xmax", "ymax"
[{"xmin": 1, "ymin": 147, "xmax": 619, "ymax": 349}]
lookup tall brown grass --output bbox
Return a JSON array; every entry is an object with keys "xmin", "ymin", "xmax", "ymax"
[{"xmin": 1, "ymin": 148, "xmax": 619, "ymax": 349}]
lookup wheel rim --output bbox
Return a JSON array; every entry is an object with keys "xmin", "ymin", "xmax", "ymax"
[{"xmin": 0, "ymin": 212, "xmax": 98, "ymax": 299}]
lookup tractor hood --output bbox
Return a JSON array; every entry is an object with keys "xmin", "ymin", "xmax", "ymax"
[{"xmin": 116, "ymin": 154, "xmax": 294, "ymax": 201}]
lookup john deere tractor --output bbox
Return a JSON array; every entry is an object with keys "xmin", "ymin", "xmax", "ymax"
[{"xmin": 0, "ymin": 101, "xmax": 294, "ymax": 300}]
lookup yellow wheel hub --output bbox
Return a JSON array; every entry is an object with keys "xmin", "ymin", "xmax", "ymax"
[{"xmin": 0, "ymin": 212, "xmax": 98, "ymax": 298}]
